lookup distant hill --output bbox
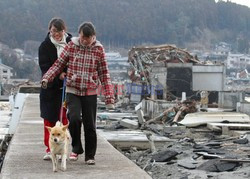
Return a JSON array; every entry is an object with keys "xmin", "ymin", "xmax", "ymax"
[{"xmin": 1, "ymin": 0, "xmax": 250, "ymax": 51}]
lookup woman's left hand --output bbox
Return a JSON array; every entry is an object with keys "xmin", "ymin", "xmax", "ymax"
[{"xmin": 59, "ymin": 72, "xmax": 66, "ymax": 80}]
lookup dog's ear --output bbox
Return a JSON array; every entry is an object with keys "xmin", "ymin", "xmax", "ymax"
[
  {"xmin": 46, "ymin": 126, "xmax": 52, "ymax": 132},
  {"xmin": 62, "ymin": 123, "xmax": 69, "ymax": 131}
]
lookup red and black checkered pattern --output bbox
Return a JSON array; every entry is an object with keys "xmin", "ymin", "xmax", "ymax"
[{"xmin": 43, "ymin": 40, "xmax": 114, "ymax": 104}]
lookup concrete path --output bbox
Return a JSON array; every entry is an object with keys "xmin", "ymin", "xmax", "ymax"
[{"xmin": 1, "ymin": 94, "xmax": 151, "ymax": 179}]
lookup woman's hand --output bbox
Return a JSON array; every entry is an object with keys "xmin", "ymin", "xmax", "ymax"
[
  {"xmin": 59, "ymin": 72, "xmax": 66, "ymax": 80},
  {"xmin": 41, "ymin": 79, "xmax": 48, "ymax": 89}
]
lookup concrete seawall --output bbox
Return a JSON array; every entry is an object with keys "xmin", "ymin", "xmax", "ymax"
[{"xmin": 0, "ymin": 94, "xmax": 151, "ymax": 179}]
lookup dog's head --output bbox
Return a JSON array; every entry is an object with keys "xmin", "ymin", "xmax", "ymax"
[{"xmin": 46, "ymin": 124, "xmax": 69, "ymax": 144}]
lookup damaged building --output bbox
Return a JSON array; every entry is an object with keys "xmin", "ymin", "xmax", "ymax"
[{"xmin": 126, "ymin": 44, "xmax": 247, "ymax": 116}]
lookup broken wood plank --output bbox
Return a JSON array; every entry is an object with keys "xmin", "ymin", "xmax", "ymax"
[
  {"xmin": 173, "ymin": 106, "xmax": 187, "ymax": 123},
  {"xmin": 144, "ymin": 131, "xmax": 156, "ymax": 153},
  {"xmin": 136, "ymin": 109, "xmax": 145, "ymax": 124},
  {"xmin": 146, "ymin": 107, "xmax": 175, "ymax": 124},
  {"xmin": 220, "ymin": 158, "xmax": 250, "ymax": 163}
]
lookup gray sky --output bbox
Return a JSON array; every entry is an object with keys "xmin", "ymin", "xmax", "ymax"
[{"xmin": 216, "ymin": 0, "xmax": 250, "ymax": 7}]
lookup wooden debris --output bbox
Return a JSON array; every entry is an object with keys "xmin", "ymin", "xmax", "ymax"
[
  {"xmin": 145, "ymin": 100, "xmax": 197, "ymax": 125},
  {"xmin": 220, "ymin": 158, "xmax": 250, "ymax": 163},
  {"xmin": 144, "ymin": 131, "xmax": 156, "ymax": 153},
  {"xmin": 136, "ymin": 109, "xmax": 145, "ymax": 125},
  {"xmin": 173, "ymin": 106, "xmax": 187, "ymax": 123},
  {"xmin": 128, "ymin": 44, "xmax": 201, "ymax": 83},
  {"xmin": 195, "ymin": 152, "xmax": 222, "ymax": 159},
  {"xmin": 146, "ymin": 107, "xmax": 175, "ymax": 125}
]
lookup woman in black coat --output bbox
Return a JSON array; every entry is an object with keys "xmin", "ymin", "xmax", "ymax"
[{"xmin": 38, "ymin": 17, "xmax": 72, "ymax": 160}]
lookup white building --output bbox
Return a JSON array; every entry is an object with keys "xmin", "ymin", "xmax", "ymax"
[
  {"xmin": 0, "ymin": 63, "xmax": 13, "ymax": 84},
  {"xmin": 227, "ymin": 53, "xmax": 250, "ymax": 69},
  {"xmin": 106, "ymin": 51, "xmax": 121, "ymax": 59},
  {"xmin": 215, "ymin": 42, "xmax": 231, "ymax": 55},
  {"xmin": 106, "ymin": 52, "xmax": 129, "ymax": 81},
  {"xmin": 13, "ymin": 48, "xmax": 25, "ymax": 58}
]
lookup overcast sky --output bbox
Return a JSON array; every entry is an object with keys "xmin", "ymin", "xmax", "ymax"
[{"xmin": 217, "ymin": 0, "xmax": 250, "ymax": 8}]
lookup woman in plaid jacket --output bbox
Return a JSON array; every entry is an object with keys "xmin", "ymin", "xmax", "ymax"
[{"xmin": 42, "ymin": 22, "xmax": 115, "ymax": 165}]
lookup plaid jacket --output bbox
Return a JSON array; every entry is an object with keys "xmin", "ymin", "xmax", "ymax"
[{"xmin": 42, "ymin": 37, "xmax": 114, "ymax": 104}]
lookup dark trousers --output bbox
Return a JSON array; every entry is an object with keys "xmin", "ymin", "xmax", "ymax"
[{"xmin": 66, "ymin": 93, "xmax": 97, "ymax": 161}]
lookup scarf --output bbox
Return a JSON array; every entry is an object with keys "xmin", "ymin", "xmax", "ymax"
[{"xmin": 50, "ymin": 33, "xmax": 68, "ymax": 57}]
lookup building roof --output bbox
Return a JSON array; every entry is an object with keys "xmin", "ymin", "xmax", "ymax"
[{"xmin": 0, "ymin": 63, "xmax": 13, "ymax": 70}]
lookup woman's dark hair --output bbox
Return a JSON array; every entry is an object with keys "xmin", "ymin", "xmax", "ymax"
[
  {"xmin": 78, "ymin": 22, "xmax": 96, "ymax": 37},
  {"xmin": 48, "ymin": 17, "xmax": 67, "ymax": 31}
]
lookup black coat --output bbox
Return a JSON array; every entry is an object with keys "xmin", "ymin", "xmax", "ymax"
[{"xmin": 39, "ymin": 33, "xmax": 72, "ymax": 122}]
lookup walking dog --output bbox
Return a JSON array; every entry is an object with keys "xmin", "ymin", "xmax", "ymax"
[{"xmin": 46, "ymin": 122, "xmax": 70, "ymax": 172}]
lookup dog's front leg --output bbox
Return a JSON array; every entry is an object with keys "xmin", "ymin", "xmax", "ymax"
[
  {"xmin": 51, "ymin": 153, "xmax": 58, "ymax": 172},
  {"xmin": 61, "ymin": 154, "xmax": 67, "ymax": 171}
]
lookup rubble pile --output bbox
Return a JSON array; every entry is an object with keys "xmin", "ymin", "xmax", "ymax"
[
  {"xmin": 97, "ymin": 98, "xmax": 250, "ymax": 178},
  {"xmin": 121, "ymin": 127, "xmax": 250, "ymax": 179},
  {"xmin": 128, "ymin": 44, "xmax": 200, "ymax": 83},
  {"xmin": 0, "ymin": 135, "xmax": 12, "ymax": 171},
  {"xmin": 97, "ymin": 43, "xmax": 250, "ymax": 178}
]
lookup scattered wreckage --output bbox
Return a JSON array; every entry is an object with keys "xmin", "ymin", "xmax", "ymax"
[
  {"xmin": 128, "ymin": 44, "xmax": 200, "ymax": 84},
  {"xmin": 97, "ymin": 44, "xmax": 250, "ymax": 178}
]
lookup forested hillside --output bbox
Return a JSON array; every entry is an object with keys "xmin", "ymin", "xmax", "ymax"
[{"xmin": 1, "ymin": 0, "xmax": 250, "ymax": 50}]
